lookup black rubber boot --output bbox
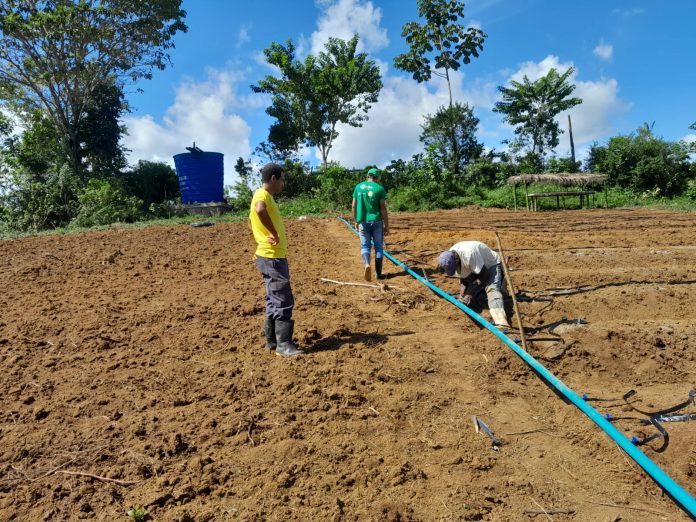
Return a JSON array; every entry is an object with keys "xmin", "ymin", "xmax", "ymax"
[
  {"xmin": 274, "ymin": 319, "xmax": 305, "ymax": 356},
  {"xmin": 375, "ymin": 257, "xmax": 385, "ymax": 280},
  {"xmin": 264, "ymin": 316, "xmax": 276, "ymax": 349}
]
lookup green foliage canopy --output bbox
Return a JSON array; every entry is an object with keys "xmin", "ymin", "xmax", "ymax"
[
  {"xmin": 420, "ymin": 102, "xmax": 483, "ymax": 179},
  {"xmin": 493, "ymin": 67, "xmax": 582, "ymax": 158},
  {"xmin": 0, "ymin": 0, "xmax": 187, "ymax": 173},
  {"xmin": 252, "ymin": 35, "xmax": 382, "ymax": 168},
  {"xmin": 394, "ymin": 0, "xmax": 486, "ymax": 106}
]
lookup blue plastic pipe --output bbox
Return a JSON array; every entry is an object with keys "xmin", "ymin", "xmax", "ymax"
[{"xmin": 338, "ymin": 216, "xmax": 696, "ymax": 518}]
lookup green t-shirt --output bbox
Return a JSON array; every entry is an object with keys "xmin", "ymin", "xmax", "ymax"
[{"xmin": 352, "ymin": 180, "xmax": 387, "ymax": 223}]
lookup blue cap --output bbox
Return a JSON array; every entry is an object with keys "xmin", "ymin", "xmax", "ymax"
[{"xmin": 438, "ymin": 250, "xmax": 457, "ymax": 276}]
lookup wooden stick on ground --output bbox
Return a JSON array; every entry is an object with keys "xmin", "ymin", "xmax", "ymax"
[
  {"xmin": 320, "ymin": 278, "xmax": 386, "ymax": 289},
  {"xmin": 529, "ymin": 497, "xmax": 553, "ymax": 521},
  {"xmin": 495, "ymin": 232, "xmax": 528, "ymax": 351},
  {"xmin": 320, "ymin": 278, "xmax": 403, "ymax": 290},
  {"xmin": 582, "ymin": 499, "xmax": 668, "ymax": 517},
  {"xmin": 523, "ymin": 508, "xmax": 576, "ymax": 516},
  {"xmin": 55, "ymin": 470, "xmax": 140, "ymax": 486}
]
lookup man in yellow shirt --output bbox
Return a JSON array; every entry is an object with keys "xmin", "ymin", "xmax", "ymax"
[{"xmin": 249, "ymin": 163, "xmax": 304, "ymax": 356}]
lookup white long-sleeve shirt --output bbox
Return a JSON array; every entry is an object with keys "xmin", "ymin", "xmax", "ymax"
[{"xmin": 450, "ymin": 241, "xmax": 501, "ymax": 279}]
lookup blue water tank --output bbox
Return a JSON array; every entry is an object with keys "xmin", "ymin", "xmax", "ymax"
[{"xmin": 173, "ymin": 150, "xmax": 224, "ymax": 204}]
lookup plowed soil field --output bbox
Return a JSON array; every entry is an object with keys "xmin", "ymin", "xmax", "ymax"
[{"xmin": 1, "ymin": 207, "xmax": 695, "ymax": 521}]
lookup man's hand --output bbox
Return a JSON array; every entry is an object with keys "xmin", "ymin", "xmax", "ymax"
[
  {"xmin": 267, "ymin": 234, "xmax": 279, "ymax": 245},
  {"xmin": 460, "ymin": 294, "xmax": 473, "ymax": 306},
  {"xmin": 459, "ymin": 282, "xmax": 467, "ymax": 297},
  {"xmin": 384, "ymin": 225, "xmax": 390, "ymax": 236}
]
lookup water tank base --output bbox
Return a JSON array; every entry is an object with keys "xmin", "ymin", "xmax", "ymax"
[{"xmin": 177, "ymin": 202, "xmax": 232, "ymax": 217}]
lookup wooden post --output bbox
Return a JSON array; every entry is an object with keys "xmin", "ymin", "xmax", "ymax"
[
  {"xmin": 512, "ymin": 183, "xmax": 517, "ymax": 210},
  {"xmin": 495, "ymin": 232, "xmax": 528, "ymax": 352},
  {"xmin": 524, "ymin": 182, "xmax": 529, "ymax": 211},
  {"xmin": 568, "ymin": 115, "xmax": 576, "ymax": 170},
  {"xmin": 604, "ymin": 182, "xmax": 609, "ymax": 208}
]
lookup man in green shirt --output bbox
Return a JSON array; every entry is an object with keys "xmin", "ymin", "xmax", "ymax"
[{"xmin": 352, "ymin": 168, "xmax": 389, "ymax": 281}]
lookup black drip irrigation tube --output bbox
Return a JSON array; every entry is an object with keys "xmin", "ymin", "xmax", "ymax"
[{"xmin": 337, "ymin": 216, "xmax": 696, "ymax": 518}]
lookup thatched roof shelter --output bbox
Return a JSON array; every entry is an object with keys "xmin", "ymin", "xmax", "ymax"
[{"xmin": 507, "ymin": 173, "xmax": 607, "ymax": 186}]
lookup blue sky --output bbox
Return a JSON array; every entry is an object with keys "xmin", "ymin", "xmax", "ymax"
[{"xmin": 122, "ymin": 0, "xmax": 696, "ymax": 185}]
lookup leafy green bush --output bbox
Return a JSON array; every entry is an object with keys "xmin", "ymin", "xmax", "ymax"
[
  {"xmin": 389, "ymin": 182, "xmax": 454, "ymax": 211},
  {"xmin": 463, "ymin": 157, "xmax": 500, "ymax": 187},
  {"xmin": 545, "ymin": 156, "xmax": 581, "ymax": 173},
  {"xmin": 281, "ymin": 160, "xmax": 319, "ymax": 198},
  {"xmin": 2, "ymin": 165, "xmax": 82, "ymax": 231},
  {"xmin": 278, "ymin": 194, "xmax": 338, "ymax": 216},
  {"xmin": 685, "ymin": 179, "xmax": 696, "ymax": 201},
  {"xmin": 315, "ymin": 164, "xmax": 362, "ymax": 207},
  {"xmin": 587, "ymin": 128, "xmax": 691, "ymax": 196},
  {"xmin": 225, "ymin": 181, "xmax": 253, "ymax": 212},
  {"xmin": 120, "ymin": 161, "xmax": 180, "ymax": 215},
  {"xmin": 71, "ymin": 178, "xmax": 142, "ymax": 228}
]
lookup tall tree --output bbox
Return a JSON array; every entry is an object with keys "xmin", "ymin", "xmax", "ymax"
[
  {"xmin": 394, "ymin": 0, "xmax": 486, "ymax": 108},
  {"xmin": 420, "ymin": 102, "xmax": 482, "ymax": 177},
  {"xmin": 252, "ymin": 35, "xmax": 382, "ymax": 168},
  {"xmin": 493, "ymin": 67, "xmax": 582, "ymax": 158},
  {"xmin": 394, "ymin": 0, "xmax": 485, "ymax": 177},
  {"xmin": 0, "ymin": 0, "xmax": 187, "ymax": 174},
  {"xmin": 79, "ymin": 81, "xmax": 128, "ymax": 176}
]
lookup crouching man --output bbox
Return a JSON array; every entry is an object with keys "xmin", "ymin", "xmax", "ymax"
[
  {"xmin": 249, "ymin": 163, "xmax": 304, "ymax": 356},
  {"xmin": 437, "ymin": 241, "xmax": 511, "ymax": 328}
]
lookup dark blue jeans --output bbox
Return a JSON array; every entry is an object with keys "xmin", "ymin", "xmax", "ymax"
[
  {"xmin": 358, "ymin": 220, "xmax": 384, "ymax": 265},
  {"xmin": 255, "ymin": 257, "xmax": 294, "ymax": 321}
]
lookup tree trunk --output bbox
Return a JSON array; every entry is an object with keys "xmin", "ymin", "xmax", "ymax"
[
  {"xmin": 62, "ymin": 130, "xmax": 82, "ymax": 177},
  {"xmin": 567, "ymin": 114, "xmax": 576, "ymax": 171},
  {"xmin": 445, "ymin": 67, "xmax": 453, "ymax": 109},
  {"xmin": 444, "ymin": 66, "xmax": 458, "ymax": 178}
]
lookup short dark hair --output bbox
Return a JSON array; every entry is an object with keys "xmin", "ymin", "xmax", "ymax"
[{"xmin": 260, "ymin": 163, "xmax": 285, "ymax": 182}]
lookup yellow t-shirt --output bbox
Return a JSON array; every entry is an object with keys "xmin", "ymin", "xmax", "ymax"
[{"xmin": 249, "ymin": 188, "xmax": 288, "ymax": 258}]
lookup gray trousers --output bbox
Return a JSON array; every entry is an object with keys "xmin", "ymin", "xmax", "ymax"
[
  {"xmin": 463, "ymin": 263, "xmax": 505, "ymax": 311},
  {"xmin": 255, "ymin": 257, "xmax": 294, "ymax": 321},
  {"xmin": 484, "ymin": 263, "xmax": 506, "ymax": 311}
]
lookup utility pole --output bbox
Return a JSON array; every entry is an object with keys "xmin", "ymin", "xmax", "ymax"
[{"xmin": 568, "ymin": 115, "xmax": 576, "ymax": 171}]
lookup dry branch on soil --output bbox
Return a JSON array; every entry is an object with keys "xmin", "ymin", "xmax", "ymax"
[
  {"xmin": 320, "ymin": 277, "xmax": 404, "ymax": 291},
  {"xmin": 55, "ymin": 470, "xmax": 140, "ymax": 486}
]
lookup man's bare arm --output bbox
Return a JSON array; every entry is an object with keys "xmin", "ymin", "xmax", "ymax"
[
  {"xmin": 255, "ymin": 200, "xmax": 279, "ymax": 245},
  {"xmin": 380, "ymin": 199, "xmax": 389, "ymax": 236}
]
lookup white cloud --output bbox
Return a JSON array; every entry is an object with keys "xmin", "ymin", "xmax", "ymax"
[
  {"xmin": 123, "ymin": 68, "xmax": 253, "ymax": 186},
  {"xmin": 502, "ymin": 55, "xmax": 631, "ymax": 153},
  {"xmin": 593, "ymin": 42, "xmax": 613, "ymax": 61},
  {"xmin": 236, "ymin": 25, "xmax": 251, "ymax": 48},
  {"xmin": 326, "ymin": 77, "xmax": 442, "ymax": 168},
  {"xmin": 326, "ymin": 68, "xmax": 499, "ymax": 168},
  {"xmin": 311, "ymin": 0, "xmax": 388, "ymax": 55},
  {"xmin": 682, "ymin": 134, "xmax": 696, "ymax": 144},
  {"xmin": 612, "ymin": 7, "xmax": 645, "ymax": 16}
]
